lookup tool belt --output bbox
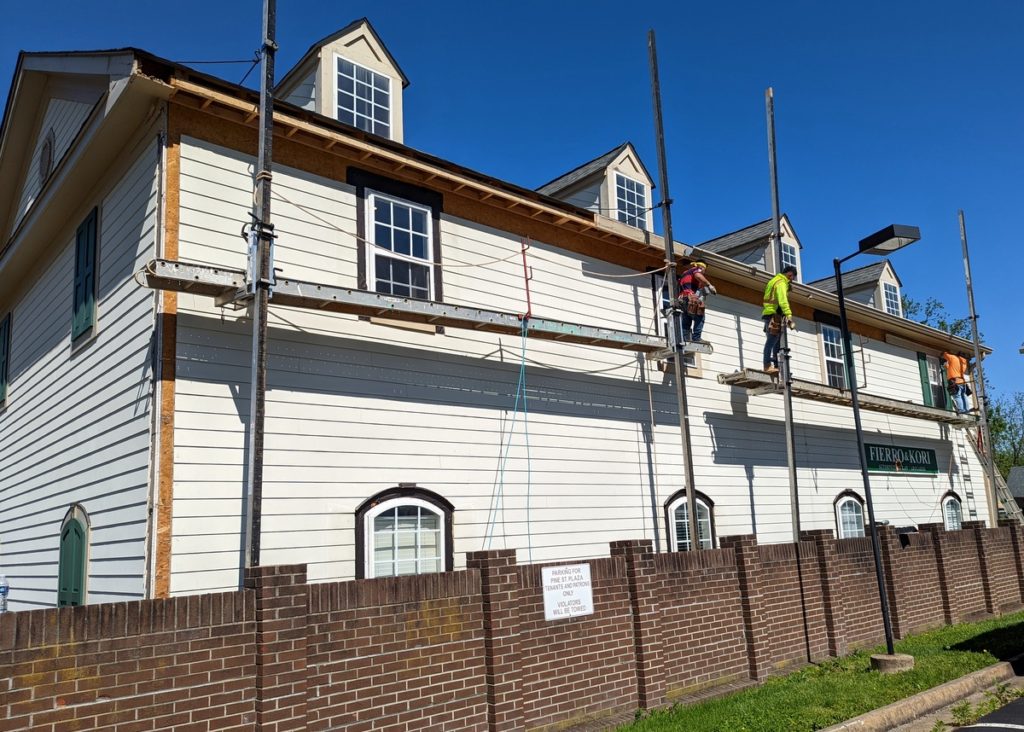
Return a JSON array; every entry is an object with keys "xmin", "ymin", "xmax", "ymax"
[
  {"xmin": 679, "ymin": 291, "xmax": 705, "ymax": 316},
  {"xmin": 766, "ymin": 313, "xmax": 783, "ymax": 335}
]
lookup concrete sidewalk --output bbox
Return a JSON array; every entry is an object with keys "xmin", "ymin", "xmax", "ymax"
[{"xmin": 823, "ymin": 658, "xmax": 1024, "ymax": 732}]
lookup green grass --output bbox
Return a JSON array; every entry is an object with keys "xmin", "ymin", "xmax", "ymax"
[{"xmin": 620, "ymin": 611, "xmax": 1024, "ymax": 732}]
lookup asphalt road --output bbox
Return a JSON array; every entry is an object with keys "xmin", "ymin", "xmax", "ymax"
[{"xmin": 965, "ymin": 697, "xmax": 1024, "ymax": 730}]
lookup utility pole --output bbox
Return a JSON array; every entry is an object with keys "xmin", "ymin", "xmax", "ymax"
[
  {"xmin": 959, "ymin": 210, "xmax": 999, "ymax": 524},
  {"xmin": 243, "ymin": 0, "xmax": 277, "ymax": 572},
  {"xmin": 765, "ymin": 88, "xmax": 801, "ymax": 543},
  {"xmin": 648, "ymin": 30, "xmax": 699, "ymax": 552}
]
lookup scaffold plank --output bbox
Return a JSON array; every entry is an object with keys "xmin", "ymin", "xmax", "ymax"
[
  {"xmin": 143, "ymin": 259, "xmax": 666, "ymax": 353},
  {"xmin": 718, "ymin": 368, "xmax": 974, "ymax": 426}
]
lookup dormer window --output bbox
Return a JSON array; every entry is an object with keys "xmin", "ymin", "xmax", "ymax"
[
  {"xmin": 781, "ymin": 242, "xmax": 798, "ymax": 272},
  {"xmin": 336, "ymin": 56, "xmax": 391, "ymax": 138},
  {"xmin": 883, "ymin": 282, "xmax": 901, "ymax": 317},
  {"xmin": 615, "ymin": 173, "xmax": 647, "ymax": 230}
]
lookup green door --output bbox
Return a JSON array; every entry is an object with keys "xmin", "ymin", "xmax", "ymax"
[{"xmin": 57, "ymin": 518, "xmax": 86, "ymax": 606}]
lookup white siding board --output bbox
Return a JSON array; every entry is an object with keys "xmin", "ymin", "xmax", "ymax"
[
  {"xmin": 0, "ymin": 139, "xmax": 159, "ymax": 609},
  {"xmin": 168, "ymin": 139, "xmax": 989, "ymax": 595}
]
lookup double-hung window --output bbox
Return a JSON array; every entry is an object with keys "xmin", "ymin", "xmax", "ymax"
[
  {"xmin": 72, "ymin": 208, "xmax": 98, "ymax": 341},
  {"xmin": 356, "ymin": 488, "xmax": 453, "ymax": 579},
  {"xmin": 942, "ymin": 494, "xmax": 963, "ymax": 531},
  {"xmin": 780, "ymin": 242, "xmax": 798, "ymax": 273},
  {"xmin": 367, "ymin": 191, "xmax": 433, "ymax": 300},
  {"xmin": 882, "ymin": 283, "xmax": 901, "ymax": 317},
  {"xmin": 336, "ymin": 56, "xmax": 391, "ymax": 138},
  {"xmin": 615, "ymin": 174, "xmax": 647, "ymax": 230},
  {"xmin": 821, "ymin": 325, "xmax": 846, "ymax": 389},
  {"xmin": 835, "ymin": 494, "xmax": 865, "ymax": 539},
  {"xmin": 668, "ymin": 492, "xmax": 714, "ymax": 551}
]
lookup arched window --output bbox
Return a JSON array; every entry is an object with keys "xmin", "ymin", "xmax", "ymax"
[
  {"xmin": 942, "ymin": 492, "xmax": 963, "ymax": 531},
  {"xmin": 355, "ymin": 486, "xmax": 453, "ymax": 579},
  {"xmin": 835, "ymin": 492, "xmax": 866, "ymax": 539},
  {"xmin": 58, "ymin": 505, "xmax": 89, "ymax": 606},
  {"xmin": 665, "ymin": 490, "xmax": 715, "ymax": 551}
]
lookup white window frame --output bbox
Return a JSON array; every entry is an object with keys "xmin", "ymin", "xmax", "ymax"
[
  {"xmin": 366, "ymin": 190, "xmax": 434, "ymax": 300},
  {"xmin": 780, "ymin": 242, "xmax": 798, "ymax": 273},
  {"xmin": 333, "ymin": 53, "xmax": 392, "ymax": 138},
  {"xmin": 835, "ymin": 494, "xmax": 866, "ymax": 539},
  {"xmin": 820, "ymin": 325, "xmax": 847, "ymax": 389},
  {"xmin": 614, "ymin": 173, "xmax": 647, "ymax": 230},
  {"xmin": 942, "ymin": 494, "xmax": 963, "ymax": 531},
  {"xmin": 926, "ymin": 355, "xmax": 947, "ymax": 409},
  {"xmin": 364, "ymin": 496, "xmax": 446, "ymax": 579},
  {"xmin": 882, "ymin": 282, "xmax": 902, "ymax": 317},
  {"xmin": 668, "ymin": 494, "xmax": 714, "ymax": 551}
]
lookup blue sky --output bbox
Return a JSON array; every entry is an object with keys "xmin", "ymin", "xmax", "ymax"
[{"xmin": 2, "ymin": 1, "xmax": 1021, "ymax": 396}]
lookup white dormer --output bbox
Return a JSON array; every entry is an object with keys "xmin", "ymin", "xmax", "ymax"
[
  {"xmin": 807, "ymin": 260, "xmax": 904, "ymax": 317},
  {"xmin": 693, "ymin": 214, "xmax": 804, "ymax": 281},
  {"xmin": 536, "ymin": 142, "xmax": 655, "ymax": 231},
  {"xmin": 275, "ymin": 18, "xmax": 409, "ymax": 143}
]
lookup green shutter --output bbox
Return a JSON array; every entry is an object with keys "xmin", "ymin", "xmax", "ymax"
[
  {"xmin": 0, "ymin": 313, "xmax": 9, "ymax": 403},
  {"xmin": 72, "ymin": 208, "xmax": 97, "ymax": 340},
  {"xmin": 57, "ymin": 518, "xmax": 86, "ymax": 607},
  {"xmin": 917, "ymin": 352, "xmax": 932, "ymax": 407}
]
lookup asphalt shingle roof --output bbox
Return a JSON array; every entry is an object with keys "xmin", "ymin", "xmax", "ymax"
[
  {"xmin": 694, "ymin": 218, "xmax": 773, "ymax": 254},
  {"xmin": 535, "ymin": 143, "xmax": 628, "ymax": 196},
  {"xmin": 807, "ymin": 261, "xmax": 889, "ymax": 293}
]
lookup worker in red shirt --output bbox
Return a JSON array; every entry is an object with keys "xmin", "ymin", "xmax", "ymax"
[
  {"xmin": 677, "ymin": 261, "xmax": 716, "ymax": 344},
  {"xmin": 942, "ymin": 351, "xmax": 972, "ymax": 413}
]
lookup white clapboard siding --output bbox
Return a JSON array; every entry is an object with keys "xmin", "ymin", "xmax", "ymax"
[
  {"xmin": 0, "ymin": 138, "xmax": 158, "ymax": 609},
  {"xmin": 14, "ymin": 97, "xmax": 95, "ymax": 225},
  {"xmin": 169, "ymin": 137, "xmax": 988, "ymax": 595}
]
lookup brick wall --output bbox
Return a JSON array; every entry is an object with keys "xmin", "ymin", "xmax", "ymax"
[
  {"xmin": 304, "ymin": 570, "xmax": 489, "ymax": 731},
  {"xmin": 515, "ymin": 557, "xmax": 637, "ymax": 729},
  {"xmin": 881, "ymin": 529, "xmax": 945, "ymax": 636},
  {"xmin": 0, "ymin": 592, "xmax": 256, "ymax": 731},
  {"xmin": 654, "ymin": 548, "xmax": 749, "ymax": 696},
  {"xmin": 757, "ymin": 541, "xmax": 829, "ymax": 669},
  {"xmin": 2, "ymin": 525, "xmax": 1023, "ymax": 732},
  {"xmin": 834, "ymin": 537, "xmax": 886, "ymax": 649}
]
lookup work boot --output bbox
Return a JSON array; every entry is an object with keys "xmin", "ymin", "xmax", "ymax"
[{"xmin": 764, "ymin": 365, "xmax": 779, "ymax": 375}]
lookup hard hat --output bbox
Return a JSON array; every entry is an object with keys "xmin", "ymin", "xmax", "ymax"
[{"xmin": 692, "ymin": 261, "xmax": 707, "ymax": 270}]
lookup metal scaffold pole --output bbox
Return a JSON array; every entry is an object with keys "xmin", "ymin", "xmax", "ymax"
[
  {"xmin": 959, "ymin": 210, "xmax": 1000, "ymax": 524},
  {"xmin": 648, "ymin": 30, "xmax": 700, "ymax": 552},
  {"xmin": 243, "ymin": 0, "xmax": 277, "ymax": 573},
  {"xmin": 765, "ymin": 88, "xmax": 801, "ymax": 542},
  {"xmin": 766, "ymin": 88, "xmax": 812, "ymax": 664}
]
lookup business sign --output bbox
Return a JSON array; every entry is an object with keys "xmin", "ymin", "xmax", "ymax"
[
  {"xmin": 542, "ymin": 563, "xmax": 594, "ymax": 621},
  {"xmin": 865, "ymin": 443, "xmax": 938, "ymax": 474}
]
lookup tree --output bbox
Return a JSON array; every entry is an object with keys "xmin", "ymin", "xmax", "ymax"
[
  {"xmin": 901, "ymin": 295, "xmax": 974, "ymax": 340},
  {"xmin": 990, "ymin": 392, "xmax": 1024, "ymax": 479}
]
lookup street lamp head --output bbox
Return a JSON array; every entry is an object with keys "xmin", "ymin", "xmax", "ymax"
[{"xmin": 857, "ymin": 224, "xmax": 921, "ymax": 256}]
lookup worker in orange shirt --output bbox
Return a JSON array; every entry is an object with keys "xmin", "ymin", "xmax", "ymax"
[{"xmin": 942, "ymin": 351, "xmax": 972, "ymax": 413}]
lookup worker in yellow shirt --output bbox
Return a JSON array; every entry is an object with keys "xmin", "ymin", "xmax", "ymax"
[{"xmin": 762, "ymin": 266, "xmax": 797, "ymax": 375}]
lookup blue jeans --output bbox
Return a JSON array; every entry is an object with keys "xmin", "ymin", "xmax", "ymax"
[
  {"xmin": 763, "ymin": 315, "xmax": 780, "ymax": 368},
  {"xmin": 950, "ymin": 383, "xmax": 969, "ymax": 413},
  {"xmin": 681, "ymin": 311, "xmax": 705, "ymax": 341}
]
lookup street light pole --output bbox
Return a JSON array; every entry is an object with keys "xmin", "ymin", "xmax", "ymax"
[
  {"xmin": 830, "ymin": 224, "xmax": 919, "ymax": 666},
  {"xmin": 833, "ymin": 255, "xmax": 897, "ymax": 656}
]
